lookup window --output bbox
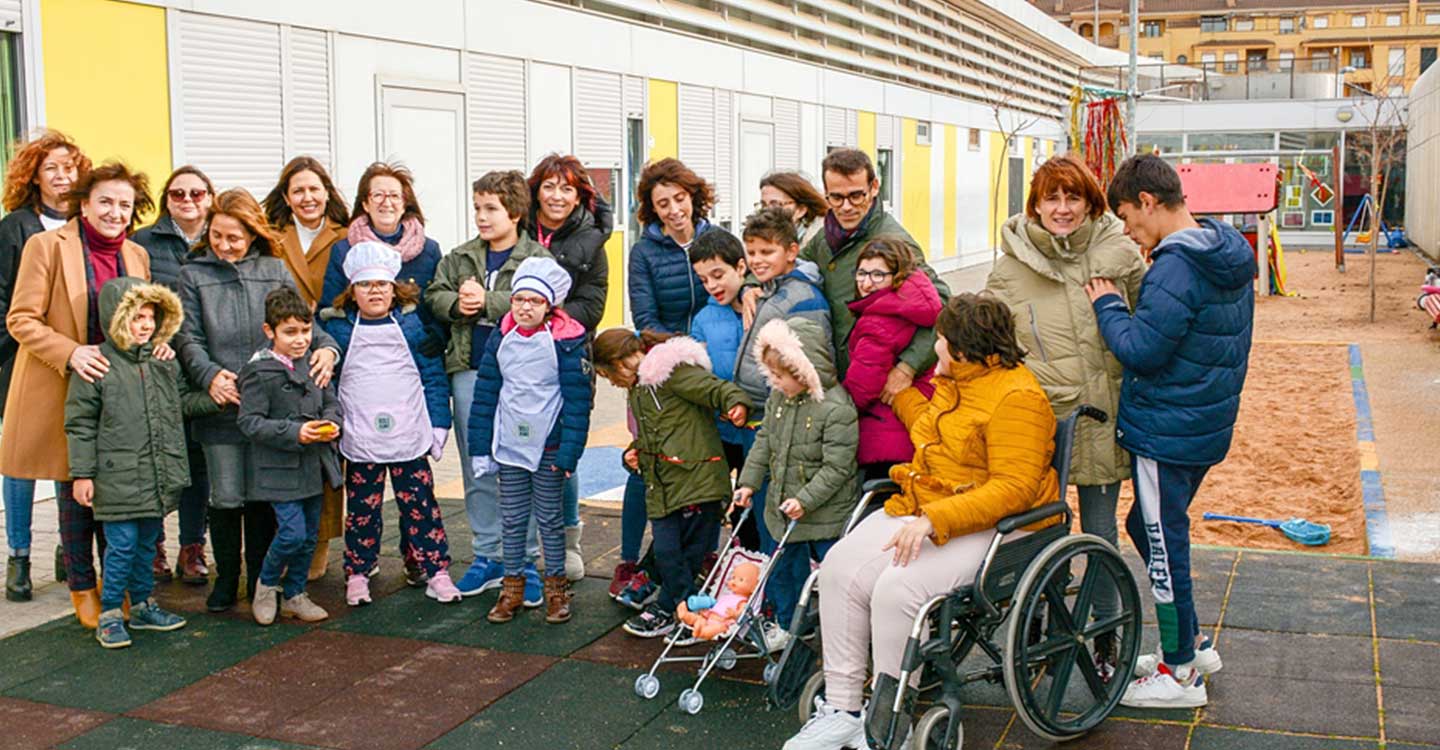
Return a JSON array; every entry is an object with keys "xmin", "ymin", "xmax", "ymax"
[
  {"xmin": 1177, "ymin": 54, "xmax": 1189, "ymax": 64},
  {"xmin": 1313, "ymin": 15, "xmax": 1329, "ymax": 29},
  {"xmin": 1202, "ymin": 52, "xmax": 1217, "ymax": 69},
  {"xmin": 1428, "ymin": 12, "xmax": 1440, "ymax": 24},
  {"xmin": 1143, "ymin": 20, "xmax": 1163, "ymax": 37},
  {"xmin": 1389, "ymin": 48, "xmax": 1406, "ymax": 77},
  {"xmin": 1279, "ymin": 17, "xmax": 1296, "ymax": 34},
  {"xmin": 0, "ymin": 34, "xmax": 22, "ymax": 180},
  {"xmin": 1223, "ymin": 52, "xmax": 1239, "ymax": 73},
  {"xmin": 1422, "ymin": 46, "xmax": 1437, "ymax": 73},
  {"xmin": 1351, "ymin": 14, "xmax": 1368, "ymax": 27},
  {"xmin": 1350, "ymin": 48, "xmax": 1370, "ymax": 68},
  {"xmin": 876, "ymin": 148, "xmax": 894, "ymax": 206},
  {"xmin": 1279, "ymin": 51, "xmax": 1295, "ymax": 70},
  {"xmin": 1200, "ymin": 15, "xmax": 1226, "ymax": 32},
  {"xmin": 1247, "ymin": 50, "xmax": 1269, "ymax": 71},
  {"xmin": 967, "ymin": 128, "xmax": 980, "ymax": 151},
  {"xmin": 1313, "ymin": 55, "xmax": 1332, "ymax": 71},
  {"xmin": 915, "ymin": 121, "xmax": 931, "ymax": 146},
  {"xmin": 1386, "ymin": 14, "xmax": 1402, "ymax": 26},
  {"xmin": 1234, "ymin": 18, "xmax": 1254, "ymax": 31}
]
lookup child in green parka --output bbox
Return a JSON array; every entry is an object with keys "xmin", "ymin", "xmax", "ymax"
[
  {"xmin": 65, "ymin": 278, "xmax": 220, "ymax": 649},
  {"xmin": 735, "ymin": 317, "xmax": 859, "ymax": 653},
  {"xmin": 592, "ymin": 327, "xmax": 752, "ymax": 639}
]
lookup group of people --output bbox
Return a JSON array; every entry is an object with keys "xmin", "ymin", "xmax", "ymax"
[{"xmin": 0, "ymin": 127, "xmax": 1257, "ymax": 747}]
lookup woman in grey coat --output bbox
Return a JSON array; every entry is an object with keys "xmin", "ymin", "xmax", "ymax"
[{"xmin": 177, "ymin": 189, "xmax": 339, "ymax": 613}]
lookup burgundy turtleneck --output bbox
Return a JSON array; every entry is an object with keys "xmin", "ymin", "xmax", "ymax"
[{"xmin": 80, "ymin": 217, "xmax": 124, "ymax": 288}]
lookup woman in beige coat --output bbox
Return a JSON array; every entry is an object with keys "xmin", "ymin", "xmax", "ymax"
[
  {"xmin": 985, "ymin": 153, "xmax": 1146, "ymax": 676},
  {"xmin": 3, "ymin": 162, "xmax": 154, "ymax": 627}
]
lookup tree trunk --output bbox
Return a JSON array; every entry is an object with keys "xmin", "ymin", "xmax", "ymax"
[{"xmin": 1369, "ymin": 136, "xmax": 1380, "ymax": 324}]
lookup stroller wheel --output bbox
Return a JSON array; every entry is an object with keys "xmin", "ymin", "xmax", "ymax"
[
  {"xmin": 678, "ymin": 688, "xmax": 704, "ymax": 715},
  {"xmin": 717, "ymin": 649, "xmax": 738, "ymax": 671},
  {"xmin": 914, "ymin": 706, "xmax": 962, "ymax": 750},
  {"xmin": 634, "ymin": 674, "xmax": 660, "ymax": 700},
  {"xmin": 764, "ymin": 662, "xmax": 780, "ymax": 685}
]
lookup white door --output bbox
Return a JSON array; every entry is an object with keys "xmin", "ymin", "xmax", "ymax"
[
  {"xmin": 739, "ymin": 121, "xmax": 774, "ymax": 223},
  {"xmin": 380, "ymin": 86, "xmax": 467, "ymax": 252}
]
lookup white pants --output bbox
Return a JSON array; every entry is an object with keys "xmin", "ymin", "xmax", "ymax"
[{"xmin": 817, "ymin": 513, "xmax": 994, "ymax": 712}]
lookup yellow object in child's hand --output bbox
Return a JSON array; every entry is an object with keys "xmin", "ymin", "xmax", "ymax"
[{"xmin": 314, "ymin": 423, "xmax": 338, "ymax": 436}]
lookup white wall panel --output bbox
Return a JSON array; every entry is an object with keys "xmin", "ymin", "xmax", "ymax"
[
  {"xmin": 528, "ymin": 62, "xmax": 573, "ymax": 166},
  {"xmin": 467, "ymin": 53, "xmax": 527, "ymax": 177}
]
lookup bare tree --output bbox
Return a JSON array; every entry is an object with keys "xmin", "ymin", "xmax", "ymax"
[
  {"xmin": 1345, "ymin": 63, "xmax": 1408, "ymax": 322},
  {"xmin": 984, "ymin": 85, "xmax": 1040, "ymax": 259}
]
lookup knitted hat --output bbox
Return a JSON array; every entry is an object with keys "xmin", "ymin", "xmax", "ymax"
[
  {"xmin": 342, "ymin": 241, "xmax": 401, "ymax": 284},
  {"xmin": 511, "ymin": 256, "xmax": 571, "ymax": 307}
]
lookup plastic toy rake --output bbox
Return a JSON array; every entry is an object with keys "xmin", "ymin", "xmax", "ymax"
[{"xmin": 1202, "ymin": 513, "xmax": 1331, "ymax": 546}]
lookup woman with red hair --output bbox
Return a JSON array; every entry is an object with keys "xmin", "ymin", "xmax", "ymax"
[{"xmin": 985, "ymin": 153, "xmax": 1146, "ymax": 677}]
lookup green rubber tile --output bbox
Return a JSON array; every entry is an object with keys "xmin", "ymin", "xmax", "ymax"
[
  {"xmin": 1231, "ymin": 552, "xmax": 1370, "ymax": 597},
  {"xmin": 57, "ymin": 716, "xmax": 320, "ymax": 750},
  {"xmin": 5, "ymin": 614, "xmax": 304, "ymax": 714},
  {"xmin": 1380, "ymin": 685, "xmax": 1440, "ymax": 746},
  {"xmin": 0, "ymin": 696, "xmax": 112, "ymax": 750},
  {"xmin": 1372, "ymin": 562, "xmax": 1440, "ymax": 642},
  {"xmin": 620, "ymin": 673, "xmax": 803, "ymax": 750},
  {"xmin": 1219, "ymin": 590, "xmax": 1374, "ymax": 636},
  {"xmin": 1124, "ymin": 548, "xmax": 1233, "ymax": 626},
  {"xmin": 572, "ymin": 624, "xmax": 715, "ymax": 673},
  {"xmin": 325, "ymin": 584, "xmax": 485, "ymax": 641},
  {"xmin": 1214, "ymin": 629, "xmax": 1374, "ymax": 684},
  {"xmin": 1004, "ymin": 715, "xmax": 1189, "ymax": 748},
  {"xmin": 270, "ymin": 643, "xmax": 554, "ymax": 750},
  {"xmin": 1203, "ymin": 672, "xmax": 1379, "ymax": 737},
  {"xmin": 131, "ymin": 631, "xmax": 428, "ymax": 736},
  {"xmin": 0, "ymin": 618, "xmax": 96, "ymax": 693},
  {"xmin": 427, "ymin": 659, "xmax": 669, "ymax": 749},
  {"xmin": 436, "ymin": 578, "xmax": 630, "ymax": 657},
  {"xmin": 1190, "ymin": 725, "xmax": 1383, "ymax": 749}
]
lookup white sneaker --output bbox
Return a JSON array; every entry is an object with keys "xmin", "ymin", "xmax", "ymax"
[
  {"xmin": 763, "ymin": 621, "xmax": 793, "ymax": 654},
  {"xmin": 1120, "ymin": 663, "xmax": 1208, "ymax": 709},
  {"xmin": 783, "ymin": 698, "xmax": 867, "ymax": 750},
  {"xmin": 1133, "ymin": 640, "xmax": 1222, "ymax": 678}
]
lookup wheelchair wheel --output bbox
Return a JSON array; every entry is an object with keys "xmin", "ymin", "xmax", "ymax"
[
  {"xmin": 797, "ymin": 671, "xmax": 825, "ymax": 724},
  {"xmin": 914, "ymin": 706, "xmax": 963, "ymax": 750},
  {"xmin": 1002, "ymin": 533, "xmax": 1142, "ymax": 742},
  {"xmin": 769, "ymin": 600, "xmax": 823, "ymax": 711}
]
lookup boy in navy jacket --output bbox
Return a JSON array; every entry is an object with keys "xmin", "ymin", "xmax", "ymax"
[{"xmin": 1085, "ymin": 155, "xmax": 1255, "ymax": 710}]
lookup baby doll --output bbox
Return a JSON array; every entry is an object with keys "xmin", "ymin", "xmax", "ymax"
[{"xmin": 676, "ymin": 562, "xmax": 760, "ymax": 640}]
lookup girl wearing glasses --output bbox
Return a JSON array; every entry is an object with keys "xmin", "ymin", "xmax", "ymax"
[
  {"xmin": 467, "ymin": 257, "xmax": 592, "ymax": 625},
  {"xmin": 842, "ymin": 237, "xmax": 943, "ymax": 482},
  {"xmin": 132, "ymin": 166, "xmax": 217, "ymax": 585}
]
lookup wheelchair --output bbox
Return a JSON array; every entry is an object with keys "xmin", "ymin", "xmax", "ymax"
[{"xmin": 766, "ymin": 405, "xmax": 1142, "ymax": 749}]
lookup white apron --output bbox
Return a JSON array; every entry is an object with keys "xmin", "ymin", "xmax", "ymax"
[
  {"xmin": 492, "ymin": 325, "xmax": 563, "ymax": 471},
  {"xmin": 337, "ymin": 318, "xmax": 432, "ymax": 463}
]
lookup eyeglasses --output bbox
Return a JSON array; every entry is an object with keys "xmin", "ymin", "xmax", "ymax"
[
  {"xmin": 355, "ymin": 280, "xmax": 391, "ymax": 291},
  {"xmin": 368, "ymin": 192, "xmax": 404, "ymax": 205},
  {"xmin": 167, "ymin": 188, "xmax": 209, "ymax": 202},
  {"xmin": 511, "ymin": 295, "xmax": 549, "ymax": 309},
  {"xmin": 854, "ymin": 270, "xmax": 894, "ymax": 283},
  {"xmin": 754, "ymin": 199, "xmax": 796, "ymax": 211},
  {"xmin": 825, "ymin": 190, "xmax": 871, "ymax": 208}
]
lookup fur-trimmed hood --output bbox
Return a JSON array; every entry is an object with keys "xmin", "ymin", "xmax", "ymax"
[
  {"xmin": 102, "ymin": 277, "xmax": 183, "ymax": 352},
  {"xmin": 637, "ymin": 335, "xmax": 712, "ymax": 387},
  {"xmin": 753, "ymin": 317, "xmax": 834, "ymax": 402}
]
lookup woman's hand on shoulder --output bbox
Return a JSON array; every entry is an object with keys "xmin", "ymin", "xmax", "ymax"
[
  {"xmin": 881, "ymin": 514, "xmax": 934, "ymax": 567},
  {"xmin": 309, "ymin": 348, "xmax": 338, "ymax": 387}
]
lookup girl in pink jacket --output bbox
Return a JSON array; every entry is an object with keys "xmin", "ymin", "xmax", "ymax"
[{"xmin": 843, "ymin": 238, "xmax": 943, "ymax": 479}]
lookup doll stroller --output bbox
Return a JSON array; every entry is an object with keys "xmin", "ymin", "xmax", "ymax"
[{"xmin": 633, "ymin": 505, "xmax": 800, "ymax": 715}]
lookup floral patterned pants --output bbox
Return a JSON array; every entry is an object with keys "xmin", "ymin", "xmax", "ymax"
[{"xmin": 343, "ymin": 457, "xmax": 451, "ymax": 578}]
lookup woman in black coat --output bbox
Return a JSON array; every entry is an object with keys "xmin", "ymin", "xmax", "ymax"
[
  {"xmin": 524, "ymin": 154, "xmax": 611, "ymax": 582},
  {"xmin": 0, "ymin": 130, "xmax": 90, "ymax": 602}
]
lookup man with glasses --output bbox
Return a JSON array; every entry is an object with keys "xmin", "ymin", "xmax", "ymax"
[{"xmin": 800, "ymin": 149, "xmax": 950, "ymax": 400}]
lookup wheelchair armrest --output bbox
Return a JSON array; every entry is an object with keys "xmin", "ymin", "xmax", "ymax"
[
  {"xmin": 861, "ymin": 478, "xmax": 900, "ymax": 496},
  {"xmin": 996, "ymin": 501, "xmax": 1069, "ymax": 535},
  {"xmin": 1075, "ymin": 404, "xmax": 1109, "ymax": 423}
]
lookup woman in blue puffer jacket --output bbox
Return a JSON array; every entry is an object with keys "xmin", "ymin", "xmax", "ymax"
[{"xmin": 627, "ymin": 158, "xmax": 713, "ymax": 335}]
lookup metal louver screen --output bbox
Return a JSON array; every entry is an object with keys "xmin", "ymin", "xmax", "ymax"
[
  {"xmin": 714, "ymin": 89, "xmax": 733, "ymax": 221},
  {"xmin": 286, "ymin": 27, "xmax": 331, "ymax": 170},
  {"xmin": 774, "ymin": 99, "xmax": 801, "ymax": 171},
  {"xmin": 824, "ymin": 106, "xmax": 847, "ymax": 147},
  {"xmin": 877, "ymin": 115, "xmax": 895, "ymax": 150},
  {"xmin": 467, "ymin": 53, "xmax": 527, "ymax": 178},
  {"xmin": 623, "ymin": 76, "xmax": 645, "ymax": 118},
  {"xmin": 678, "ymin": 83, "xmax": 716, "ymax": 184},
  {"xmin": 176, "ymin": 13, "xmax": 284, "ymax": 197},
  {"xmin": 574, "ymin": 69, "xmax": 623, "ymax": 168}
]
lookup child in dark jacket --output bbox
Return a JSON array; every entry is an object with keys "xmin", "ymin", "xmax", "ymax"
[
  {"xmin": 65, "ymin": 278, "xmax": 218, "ymax": 648},
  {"xmin": 320, "ymin": 243, "xmax": 460, "ymax": 608},
  {"xmin": 592, "ymin": 327, "xmax": 751, "ymax": 639},
  {"xmin": 470, "ymin": 257, "xmax": 593, "ymax": 625},
  {"xmin": 237, "ymin": 287, "xmax": 343, "ymax": 627}
]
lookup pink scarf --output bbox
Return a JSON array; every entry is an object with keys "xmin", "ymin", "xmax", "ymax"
[{"xmin": 348, "ymin": 215, "xmax": 426, "ymax": 262}]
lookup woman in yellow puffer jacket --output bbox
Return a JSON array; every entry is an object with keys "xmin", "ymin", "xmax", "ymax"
[{"xmin": 784, "ymin": 292, "xmax": 1057, "ymax": 750}]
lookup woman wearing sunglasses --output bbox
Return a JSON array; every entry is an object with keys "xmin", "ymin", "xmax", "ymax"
[{"xmin": 132, "ymin": 165, "xmax": 217, "ymax": 586}]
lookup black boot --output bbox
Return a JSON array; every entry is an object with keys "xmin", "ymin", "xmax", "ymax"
[
  {"xmin": 207, "ymin": 508, "xmax": 242, "ymax": 612},
  {"xmin": 242, "ymin": 503, "xmax": 276, "ymax": 602},
  {"xmin": 5, "ymin": 555, "xmax": 31, "ymax": 601},
  {"xmin": 53, "ymin": 543, "xmax": 66, "ymax": 583}
]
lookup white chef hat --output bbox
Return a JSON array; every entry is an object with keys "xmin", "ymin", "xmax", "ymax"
[
  {"xmin": 511, "ymin": 256, "xmax": 572, "ymax": 307},
  {"xmin": 342, "ymin": 241, "xmax": 401, "ymax": 284}
]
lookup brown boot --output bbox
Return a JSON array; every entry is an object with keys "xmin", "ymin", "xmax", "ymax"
[
  {"xmin": 71, "ymin": 588, "xmax": 101, "ymax": 629},
  {"xmin": 178, "ymin": 543, "xmax": 209, "ymax": 585},
  {"xmin": 153, "ymin": 540, "xmax": 173, "ymax": 582},
  {"xmin": 543, "ymin": 575, "xmax": 572, "ymax": 624},
  {"xmin": 486, "ymin": 575, "xmax": 527, "ymax": 623}
]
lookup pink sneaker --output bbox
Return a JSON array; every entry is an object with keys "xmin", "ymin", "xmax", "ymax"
[
  {"xmin": 346, "ymin": 574, "xmax": 372, "ymax": 607},
  {"xmin": 425, "ymin": 570, "xmax": 462, "ymax": 603}
]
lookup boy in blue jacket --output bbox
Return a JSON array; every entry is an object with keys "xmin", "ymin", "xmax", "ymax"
[{"xmin": 1085, "ymin": 154, "xmax": 1255, "ymax": 710}]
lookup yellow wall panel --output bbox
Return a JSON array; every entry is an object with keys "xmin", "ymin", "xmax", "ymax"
[
  {"xmin": 857, "ymin": 111, "xmax": 876, "ymax": 162},
  {"xmin": 647, "ymin": 79, "xmax": 678, "ymax": 162},
  {"xmin": 989, "ymin": 131, "xmax": 1008, "ymax": 250},
  {"xmin": 900, "ymin": 118, "xmax": 929, "ymax": 254},
  {"xmin": 943, "ymin": 124, "xmax": 957, "ymax": 257},
  {"xmin": 1022, "ymin": 136, "xmax": 1034, "ymax": 207},
  {"xmin": 601, "ymin": 230, "xmax": 625, "ymax": 329},
  {"xmin": 42, "ymin": 0, "xmax": 172, "ymax": 221}
]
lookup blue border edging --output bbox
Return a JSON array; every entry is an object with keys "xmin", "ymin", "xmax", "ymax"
[{"xmin": 1349, "ymin": 344, "xmax": 1395, "ymax": 558}]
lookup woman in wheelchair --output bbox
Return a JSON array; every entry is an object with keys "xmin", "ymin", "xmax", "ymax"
[{"xmin": 785, "ymin": 293, "xmax": 1058, "ymax": 750}]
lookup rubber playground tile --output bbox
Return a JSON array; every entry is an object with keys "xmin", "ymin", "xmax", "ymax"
[
  {"xmin": 1213, "ymin": 629, "xmax": 1374, "ymax": 684},
  {"xmin": 619, "ymin": 672, "xmax": 810, "ymax": 750},
  {"xmin": 57, "ymin": 716, "xmax": 320, "ymax": 750},
  {"xmin": 1379, "ymin": 640, "xmax": 1440, "ymax": 689},
  {"xmin": 1219, "ymin": 589, "xmax": 1374, "ymax": 636},
  {"xmin": 268, "ymin": 643, "xmax": 554, "ymax": 750},
  {"xmin": 325, "ymin": 584, "xmax": 486, "ymax": 641},
  {"xmin": 0, "ymin": 618, "xmax": 96, "ymax": 693},
  {"xmin": 1379, "ymin": 685, "xmax": 1440, "ymax": 745},
  {"xmin": 1371, "ymin": 561, "xmax": 1440, "ymax": 642},
  {"xmin": 4, "ymin": 614, "xmax": 305, "ymax": 714},
  {"xmin": 1002, "ymin": 715, "xmax": 1189, "ymax": 748},
  {"xmin": 426, "ymin": 659, "xmax": 669, "ymax": 749},
  {"xmin": 1229, "ymin": 552, "xmax": 1371, "ymax": 597},
  {"xmin": 436, "ymin": 577, "xmax": 631, "ymax": 657},
  {"xmin": 131, "ymin": 631, "xmax": 429, "ymax": 736},
  {"xmin": 0, "ymin": 696, "xmax": 111, "ymax": 750},
  {"xmin": 571, "ymin": 623, "xmax": 748, "ymax": 676},
  {"xmin": 1202, "ymin": 672, "xmax": 1379, "ymax": 737},
  {"xmin": 1125, "ymin": 548, "xmax": 1234, "ymax": 627},
  {"xmin": 1189, "ymin": 725, "xmax": 1384, "ymax": 750}
]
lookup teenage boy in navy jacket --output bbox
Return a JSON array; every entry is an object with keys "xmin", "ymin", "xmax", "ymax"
[{"xmin": 1085, "ymin": 155, "xmax": 1255, "ymax": 710}]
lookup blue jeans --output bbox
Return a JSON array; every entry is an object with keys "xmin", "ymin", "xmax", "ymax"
[
  {"xmin": 259, "ymin": 496, "xmax": 321, "ymax": 599},
  {"xmin": 100, "ymin": 518, "xmax": 163, "ymax": 611},
  {"xmin": 3, "ymin": 476, "xmax": 38, "ymax": 555},
  {"xmin": 451, "ymin": 369, "xmax": 538, "ymax": 563},
  {"xmin": 621, "ymin": 473, "xmax": 646, "ymax": 563},
  {"xmin": 765, "ymin": 538, "xmax": 835, "ymax": 631}
]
